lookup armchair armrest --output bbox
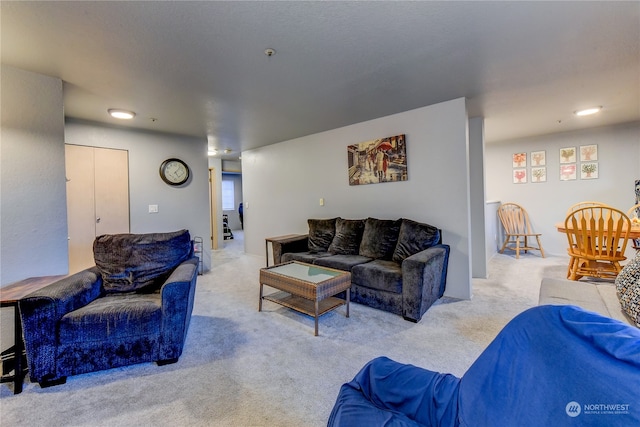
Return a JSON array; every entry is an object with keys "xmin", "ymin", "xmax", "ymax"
[
  {"xmin": 273, "ymin": 235, "xmax": 309, "ymax": 265},
  {"xmin": 19, "ymin": 267, "xmax": 103, "ymax": 382},
  {"xmin": 401, "ymin": 244, "xmax": 450, "ymax": 322},
  {"xmin": 159, "ymin": 257, "xmax": 199, "ymax": 361}
]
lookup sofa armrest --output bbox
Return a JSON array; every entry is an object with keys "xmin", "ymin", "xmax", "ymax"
[
  {"xmin": 401, "ymin": 244, "xmax": 450, "ymax": 322},
  {"xmin": 274, "ymin": 235, "xmax": 309, "ymax": 265},
  {"xmin": 159, "ymin": 257, "xmax": 199, "ymax": 361},
  {"xmin": 19, "ymin": 267, "xmax": 103, "ymax": 382}
]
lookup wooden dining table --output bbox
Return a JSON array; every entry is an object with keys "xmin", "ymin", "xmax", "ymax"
[{"xmin": 555, "ymin": 222, "xmax": 640, "ymax": 239}]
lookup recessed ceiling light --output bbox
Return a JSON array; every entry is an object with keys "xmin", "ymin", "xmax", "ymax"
[
  {"xmin": 574, "ymin": 107, "xmax": 602, "ymax": 116},
  {"xmin": 108, "ymin": 109, "xmax": 136, "ymax": 119}
]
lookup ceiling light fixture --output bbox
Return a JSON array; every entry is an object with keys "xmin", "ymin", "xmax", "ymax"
[
  {"xmin": 265, "ymin": 48, "xmax": 276, "ymax": 57},
  {"xmin": 208, "ymin": 149, "xmax": 218, "ymax": 156},
  {"xmin": 224, "ymin": 149, "xmax": 232, "ymax": 154},
  {"xmin": 108, "ymin": 109, "xmax": 136, "ymax": 119},
  {"xmin": 574, "ymin": 106, "xmax": 602, "ymax": 116}
]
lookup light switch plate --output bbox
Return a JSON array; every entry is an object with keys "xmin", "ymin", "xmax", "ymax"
[{"xmin": 149, "ymin": 204, "xmax": 159, "ymax": 213}]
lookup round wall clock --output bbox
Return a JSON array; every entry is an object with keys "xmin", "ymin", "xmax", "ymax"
[{"xmin": 159, "ymin": 158, "xmax": 190, "ymax": 186}]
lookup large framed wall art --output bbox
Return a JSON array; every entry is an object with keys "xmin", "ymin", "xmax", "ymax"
[{"xmin": 348, "ymin": 134, "xmax": 408, "ymax": 186}]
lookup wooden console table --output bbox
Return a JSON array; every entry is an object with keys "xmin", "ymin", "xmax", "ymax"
[
  {"xmin": 1, "ymin": 275, "xmax": 66, "ymax": 394},
  {"xmin": 264, "ymin": 234, "xmax": 306, "ymax": 267}
]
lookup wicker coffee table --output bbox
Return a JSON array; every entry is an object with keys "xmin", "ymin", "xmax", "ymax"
[{"xmin": 259, "ymin": 261, "xmax": 351, "ymax": 336}]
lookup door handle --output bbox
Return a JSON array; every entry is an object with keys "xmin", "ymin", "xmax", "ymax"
[{"xmin": 96, "ymin": 217, "xmax": 101, "ymax": 223}]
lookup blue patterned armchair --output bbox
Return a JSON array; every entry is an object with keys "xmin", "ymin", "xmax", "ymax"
[{"xmin": 19, "ymin": 230, "xmax": 198, "ymax": 388}]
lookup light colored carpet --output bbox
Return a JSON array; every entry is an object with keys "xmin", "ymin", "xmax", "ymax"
[{"xmin": 1, "ymin": 232, "xmax": 572, "ymax": 426}]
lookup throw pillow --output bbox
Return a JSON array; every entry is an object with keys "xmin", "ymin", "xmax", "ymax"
[
  {"xmin": 359, "ymin": 218, "xmax": 402, "ymax": 260},
  {"xmin": 392, "ymin": 219, "xmax": 441, "ymax": 262},
  {"xmin": 616, "ymin": 253, "xmax": 640, "ymax": 327},
  {"xmin": 308, "ymin": 218, "xmax": 337, "ymax": 253},
  {"xmin": 328, "ymin": 218, "xmax": 365, "ymax": 255},
  {"xmin": 95, "ymin": 229, "xmax": 193, "ymax": 293}
]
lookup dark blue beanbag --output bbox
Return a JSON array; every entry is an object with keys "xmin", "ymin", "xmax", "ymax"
[{"xmin": 329, "ymin": 305, "xmax": 640, "ymax": 427}]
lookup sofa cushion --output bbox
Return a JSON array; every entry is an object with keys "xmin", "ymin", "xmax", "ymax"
[
  {"xmin": 94, "ymin": 229, "xmax": 193, "ymax": 294},
  {"xmin": 359, "ymin": 218, "xmax": 401, "ymax": 260},
  {"xmin": 539, "ymin": 278, "xmax": 633, "ymax": 325},
  {"xmin": 314, "ymin": 254, "xmax": 373, "ymax": 271},
  {"xmin": 328, "ymin": 218, "xmax": 365, "ymax": 255},
  {"xmin": 281, "ymin": 251, "xmax": 332, "ymax": 264},
  {"xmin": 352, "ymin": 260, "xmax": 403, "ymax": 293},
  {"xmin": 59, "ymin": 293, "xmax": 162, "ymax": 342},
  {"xmin": 392, "ymin": 219, "xmax": 441, "ymax": 263},
  {"xmin": 308, "ymin": 218, "xmax": 337, "ymax": 253},
  {"xmin": 616, "ymin": 254, "xmax": 640, "ymax": 327}
]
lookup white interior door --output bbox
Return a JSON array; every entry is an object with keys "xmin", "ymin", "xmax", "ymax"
[
  {"xmin": 66, "ymin": 145, "xmax": 97, "ymax": 274},
  {"xmin": 66, "ymin": 145, "xmax": 130, "ymax": 274}
]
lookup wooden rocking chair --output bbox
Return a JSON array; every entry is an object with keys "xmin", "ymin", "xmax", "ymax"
[{"xmin": 498, "ymin": 203, "xmax": 545, "ymax": 259}]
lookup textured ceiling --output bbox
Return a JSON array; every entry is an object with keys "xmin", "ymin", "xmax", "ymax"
[{"xmin": 1, "ymin": 1, "xmax": 638, "ymax": 159}]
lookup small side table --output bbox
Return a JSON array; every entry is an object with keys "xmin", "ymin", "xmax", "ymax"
[
  {"xmin": 265, "ymin": 234, "xmax": 306, "ymax": 267},
  {"xmin": 1, "ymin": 275, "xmax": 66, "ymax": 394}
]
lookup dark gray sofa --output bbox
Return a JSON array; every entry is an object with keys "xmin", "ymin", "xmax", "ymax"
[{"xmin": 277, "ymin": 217, "xmax": 450, "ymax": 322}]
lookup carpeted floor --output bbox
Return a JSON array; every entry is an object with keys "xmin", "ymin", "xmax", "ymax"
[{"xmin": 1, "ymin": 231, "xmax": 572, "ymax": 426}]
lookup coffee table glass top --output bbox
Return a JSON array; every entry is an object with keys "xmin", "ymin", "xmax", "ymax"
[{"xmin": 267, "ymin": 262, "xmax": 345, "ymax": 283}]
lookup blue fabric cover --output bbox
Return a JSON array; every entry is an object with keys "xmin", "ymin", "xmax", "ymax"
[
  {"xmin": 19, "ymin": 231, "xmax": 199, "ymax": 384},
  {"xmin": 328, "ymin": 305, "xmax": 640, "ymax": 427}
]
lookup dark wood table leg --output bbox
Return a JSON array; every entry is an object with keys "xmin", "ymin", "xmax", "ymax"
[
  {"xmin": 346, "ymin": 288, "xmax": 350, "ymax": 318},
  {"xmin": 13, "ymin": 305, "xmax": 25, "ymax": 394}
]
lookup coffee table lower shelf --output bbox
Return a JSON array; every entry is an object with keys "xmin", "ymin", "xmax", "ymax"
[{"xmin": 263, "ymin": 291, "xmax": 347, "ymax": 317}]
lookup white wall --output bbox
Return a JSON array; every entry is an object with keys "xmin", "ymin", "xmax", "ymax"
[
  {"xmin": 469, "ymin": 116, "xmax": 487, "ymax": 278},
  {"xmin": 1, "ymin": 66, "xmax": 68, "ymax": 284},
  {"xmin": 486, "ymin": 122, "xmax": 640, "ymax": 258},
  {"xmin": 1, "ymin": 66, "xmax": 68, "ymax": 352},
  {"xmin": 208, "ymin": 157, "xmax": 223, "ymax": 248},
  {"xmin": 242, "ymin": 98, "xmax": 473, "ymax": 300},
  {"xmin": 65, "ymin": 120, "xmax": 212, "ymax": 270}
]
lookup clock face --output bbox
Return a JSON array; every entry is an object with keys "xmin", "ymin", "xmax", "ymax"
[{"xmin": 159, "ymin": 158, "xmax": 190, "ymax": 186}]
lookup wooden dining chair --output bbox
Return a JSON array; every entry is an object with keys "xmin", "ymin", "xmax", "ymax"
[
  {"xmin": 627, "ymin": 203, "xmax": 640, "ymax": 252},
  {"xmin": 497, "ymin": 203, "xmax": 545, "ymax": 259},
  {"xmin": 566, "ymin": 201, "xmax": 610, "ymax": 216},
  {"xmin": 564, "ymin": 206, "xmax": 631, "ymax": 280}
]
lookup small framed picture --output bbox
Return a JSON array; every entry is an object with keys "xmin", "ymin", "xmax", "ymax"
[
  {"xmin": 580, "ymin": 144, "xmax": 598, "ymax": 162},
  {"xmin": 512, "ymin": 152, "xmax": 527, "ymax": 168},
  {"xmin": 581, "ymin": 162, "xmax": 598, "ymax": 179},
  {"xmin": 531, "ymin": 150, "xmax": 546, "ymax": 166},
  {"xmin": 513, "ymin": 168, "xmax": 527, "ymax": 184},
  {"xmin": 531, "ymin": 167, "xmax": 546, "ymax": 183},
  {"xmin": 560, "ymin": 164, "xmax": 577, "ymax": 181},
  {"xmin": 560, "ymin": 147, "xmax": 576, "ymax": 164}
]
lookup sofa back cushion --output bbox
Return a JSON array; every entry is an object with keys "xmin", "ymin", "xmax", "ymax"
[
  {"xmin": 308, "ymin": 218, "xmax": 337, "ymax": 253},
  {"xmin": 94, "ymin": 229, "xmax": 193, "ymax": 294},
  {"xmin": 392, "ymin": 219, "xmax": 441, "ymax": 262},
  {"xmin": 359, "ymin": 218, "xmax": 402, "ymax": 260},
  {"xmin": 328, "ymin": 218, "xmax": 365, "ymax": 255}
]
